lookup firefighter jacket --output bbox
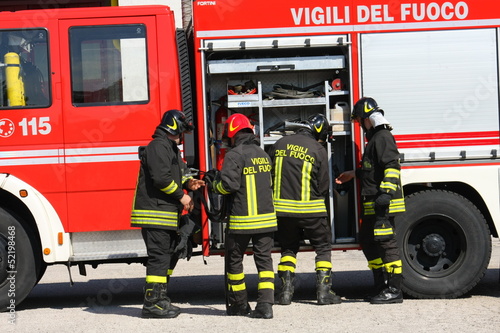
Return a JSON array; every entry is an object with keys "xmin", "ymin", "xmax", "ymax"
[
  {"xmin": 212, "ymin": 132, "xmax": 277, "ymax": 234},
  {"xmin": 357, "ymin": 125, "xmax": 406, "ymax": 216},
  {"xmin": 131, "ymin": 128, "xmax": 191, "ymax": 230},
  {"xmin": 269, "ymin": 129, "xmax": 329, "ymax": 218}
]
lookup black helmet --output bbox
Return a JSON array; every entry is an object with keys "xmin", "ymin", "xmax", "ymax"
[
  {"xmin": 307, "ymin": 113, "xmax": 330, "ymax": 142},
  {"xmin": 158, "ymin": 109, "xmax": 194, "ymax": 135},
  {"xmin": 352, "ymin": 97, "xmax": 383, "ymax": 120}
]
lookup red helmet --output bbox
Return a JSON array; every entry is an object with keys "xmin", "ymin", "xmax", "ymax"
[{"xmin": 223, "ymin": 113, "xmax": 253, "ymax": 139}]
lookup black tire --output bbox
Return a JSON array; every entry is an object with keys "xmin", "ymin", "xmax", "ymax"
[
  {"xmin": 395, "ymin": 190, "xmax": 491, "ymax": 299},
  {"xmin": 0, "ymin": 207, "xmax": 41, "ymax": 311}
]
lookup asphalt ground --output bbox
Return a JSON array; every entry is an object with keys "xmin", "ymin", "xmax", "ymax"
[{"xmin": 3, "ymin": 240, "xmax": 500, "ymax": 332}]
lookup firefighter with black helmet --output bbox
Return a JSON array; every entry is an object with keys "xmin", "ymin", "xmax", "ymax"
[
  {"xmin": 131, "ymin": 109, "xmax": 205, "ymax": 318},
  {"xmin": 336, "ymin": 97, "xmax": 406, "ymax": 304},
  {"xmin": 268, "ymin": 113, "xmax": 342, "ymax": 306},
  {"xmin": 211, "ymin": 113, "xmax": 277, "ymax": 319}
]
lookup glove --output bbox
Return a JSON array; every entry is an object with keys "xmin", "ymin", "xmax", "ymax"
[
  {"xmin": 373, "ymin": 217, "xmax": 394, "ymax": 242},
  {"xmin": 174, "ymin": 234, "xmax": 192, "ymax": 260},
  {"xmin": 204, "ymin": 169, "xmax": 220, "ymax": 193},
  {"xmin": 374, "ymin": 193, "xmax": 392, "ymax": 208},
  {"xmin": 174, "ymin": 215, "xmax": 197, "ymax": 260},
  {"xmin": 204, "ymin": 169, "xmax": 219, "ymax": 182}
]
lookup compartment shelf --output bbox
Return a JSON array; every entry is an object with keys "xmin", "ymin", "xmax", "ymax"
[
  {"xmin": 328, "ymin": 90, "xmax": 349, "ymax": 96},
  {"xmin": 262, "ymin": 97, "xmax": 326, "ymax": 108}
]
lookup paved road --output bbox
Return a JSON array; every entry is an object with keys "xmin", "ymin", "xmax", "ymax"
[{"xmin": 3, "ymin": 241, "xmax": 500, "ymax": 332}]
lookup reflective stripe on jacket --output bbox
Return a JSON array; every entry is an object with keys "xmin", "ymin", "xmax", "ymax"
[
  {"xmin": 131, "ymin": 128, "xmax": 190, "ymax": 230},
  {"xmin": 358, "ymin": 126, "xmax": 405, "ymax": 216},
  {"xmin": 213, "ymin": 132, "xmax": 277, "ymax": 234},
  {"xmin": 269, "ymin": 130, "xmax": 329, "ymax": 218}
]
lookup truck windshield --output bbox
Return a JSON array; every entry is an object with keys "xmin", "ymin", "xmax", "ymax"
[
  {"xmin": 0, "ymin": 29, "xmax": 50, "ymax": 108},
  {"xmin": 69, "ymin": 24, "xmax": 149, "ymax": 106}
]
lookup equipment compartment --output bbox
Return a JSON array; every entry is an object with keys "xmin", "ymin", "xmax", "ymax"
[{"xmin": 202, "ymin": 36, "xmax": 356, "ymax": 247}]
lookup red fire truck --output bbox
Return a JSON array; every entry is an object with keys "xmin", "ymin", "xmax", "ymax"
[{"xmin": 0, "ymin": 1, "xmax": 499, "ymax": 310}]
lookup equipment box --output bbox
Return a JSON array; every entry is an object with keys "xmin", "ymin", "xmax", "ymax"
[{"xmin": 331, "ymin": 102, "xmax": 350, "ymax": 132}]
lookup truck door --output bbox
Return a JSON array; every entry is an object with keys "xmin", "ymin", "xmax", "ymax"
[
  {"xmin": 0, "ymin": 26, "xmax": 66, "ymax": 220},
  {"xmin": 58, "ymin": 17, "xmax": 162, "ymax": 232}
]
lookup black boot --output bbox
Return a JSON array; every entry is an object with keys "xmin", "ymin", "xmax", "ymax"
[
  {"xmin": 316, "ymin": 270, "xmax": 342, "ymax": 305},
  {"xmin": 226, "ymin": 302, "xmax": 251, "ymax": 316},
  {"xmin": 142, "ymin": 283, "xmax": 181, "ymax": 318},
  {"xmin": 363, "ymin": 268, "xmax": 387, "ymax": 302},
  {"xmin": 277, "ymin": 271, "xmax": 295, "ymax": 305},
  {"xmin": 250, "ymin": 302, "xmax": 273, "ymax": 319},
  {"xmin": 370, "ymin": 273, "xmax": 403, "ymax": 304}
]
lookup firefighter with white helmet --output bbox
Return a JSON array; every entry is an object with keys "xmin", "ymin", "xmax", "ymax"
[
  {"xmin": 268, "ymin": 113, "xmax": 342, "ymax": 306},
  {"xmin": 336, "ymin": 97, "xmax": 406, "ymax": 304},
  {"xmin": 131, "ymin": 109, "xmax": 204, "ymax": 318},
  {"xmin": 210, "ymin": 113, "xmax": 277, "ymax": 319}
]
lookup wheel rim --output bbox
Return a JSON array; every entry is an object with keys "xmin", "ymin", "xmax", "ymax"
[{"xmin": 403, "ymin": 214, "xmax": 467, "ymax": 278}]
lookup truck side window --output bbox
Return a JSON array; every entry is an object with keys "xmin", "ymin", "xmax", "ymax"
[
  {"xmin": 69, "ymin": 24, "xmax": 149, "ymax": 106},
  {"xmin": 0, "ymin": 29, "xmax": 50, "ymax": 108}
]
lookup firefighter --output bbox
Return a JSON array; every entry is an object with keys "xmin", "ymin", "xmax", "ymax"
[
  {"xmin": 268, "ymin": 114, "xmax": 341, "ymax": 306},
  {"xmin": 131, "ymin": 110, "xmax": 205, "ymax": 318},
  {"xmin": 211, "ymin": 113, "xmax": 277, "ymax": 319},
  {"xmin": 336, "ymin": 97, "xmax": 406, "ymax": 304}
]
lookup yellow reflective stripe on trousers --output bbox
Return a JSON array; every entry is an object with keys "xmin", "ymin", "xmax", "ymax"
[
  {"xmin": 315, "ymin": 261, "xmax": 332, "ymax": 270},
  {"xmin": 259, "ymin": 271, "xmax": 275, "ymax": 279},
  {"xmin": 385, "ymin": 260, "xmax": 403, "ymax": 274},
  {"xmin": 301, "ymin": 160, "xmax": 312, "ymax": 201},
  {"xmin": 146, "ymin": 275, "xmax": 167, "ymax": 283},
  {"xmin": 258, "ymin": 282, "xmax": 275, "ymax": 290},
  {"xmin": 227, "ymin": 272, "xmax": 245, "ymax": 281},
  {"xmin": 228, "ymin": 282, "xmax": 246, "ymax": 292},
  {"xmin": 278, "ymin": 265, "xmax": 295, "ymax": 272},
  {"xmin": 368, "ymin": 258, "xmax": 384, "ymax": 270},
  {"xmin": 280, "ymin": 256, "xmax": 297, "ymax": 265},
  {"xmin": 246, "ymin": 174, "xmax": 257, "ymax": 217}
]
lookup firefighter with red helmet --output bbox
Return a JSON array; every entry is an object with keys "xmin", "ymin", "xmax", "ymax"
[
  {"xmin": 336, "ymin": 97, "xmax": 406, "ymax": 304},
  {"xmin": 131, "ymin": 110, "xmax": 205, "ymax": 318},
  {"xmin": 268, "ymin": 113, "xmax": 342, "ymax": 306},
  {"xmin": 211, "ymin": 113, "xmax": 277, "ymax": 319}
]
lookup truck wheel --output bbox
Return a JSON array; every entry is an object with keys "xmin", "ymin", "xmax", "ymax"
[
  {"xmin": 0, "ymin": 207, "xmax": 41, "ymax": 311},
  {"xmin": 395, "ymin": 189, "xmax": 491, "ymax": 299}
]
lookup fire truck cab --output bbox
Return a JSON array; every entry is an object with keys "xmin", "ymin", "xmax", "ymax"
[{"xmin": 0, "ymin": 5, "xmax": 190, "ymax": 310}]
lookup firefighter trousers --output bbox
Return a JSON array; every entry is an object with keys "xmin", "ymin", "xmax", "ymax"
[
  {"xmin": 359, "ymin": 214, "xmax": 401, "ymax": 268},
  {"xmin": 277, "ymin": 216, "xmax": 332, "ymax": 271},
  {"xmin": 224, "ymin": 232, "xmax": 275, "ymax": 305},
  {"xmin": 141, "ymin": 228, "xmax": 179, "ymax": 283}
]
